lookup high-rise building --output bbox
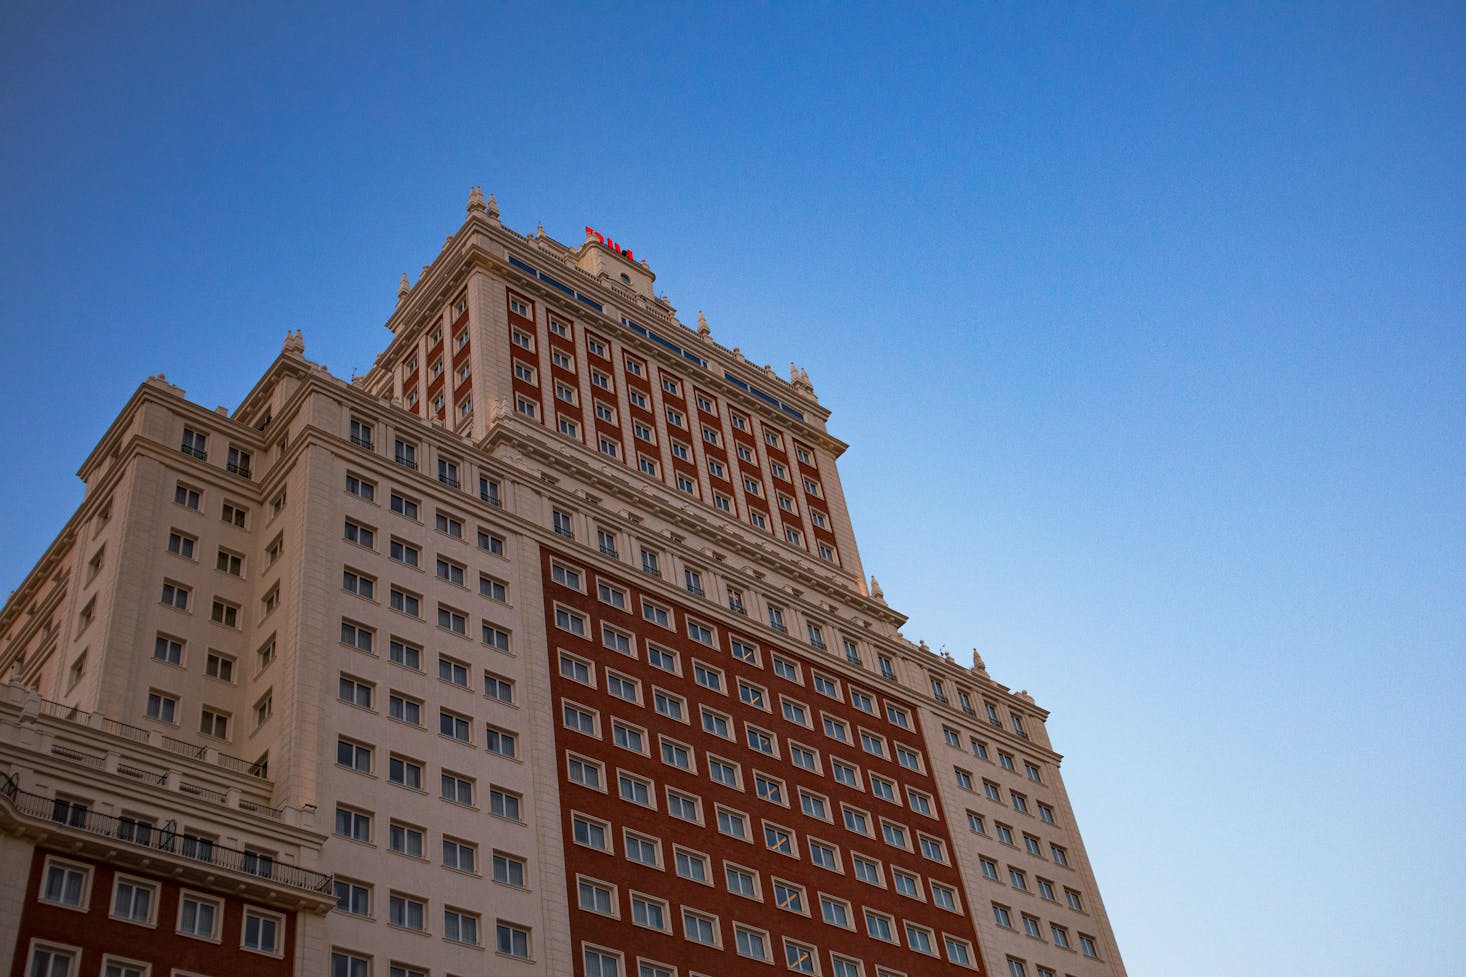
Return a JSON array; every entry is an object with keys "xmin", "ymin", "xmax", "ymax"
[{"xmin": 0, "ymin": 189, "xmax": 1126, "ymax": 977}]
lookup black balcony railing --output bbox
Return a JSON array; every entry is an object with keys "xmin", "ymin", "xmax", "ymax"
[
  {"xmin": 227, "ymin": 462, "xmax": 252, "ymax": 479},
  {"xmin": 180, "ymin": 444, "xmax": 207, "ymax": 460},
  {"xmin": 0, "ymin": 780, "xmax": 331, "ymax": 894}
]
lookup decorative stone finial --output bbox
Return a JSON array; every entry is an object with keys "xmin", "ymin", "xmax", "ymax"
[
  {"xmin": 397, "ymin": 273, "xmax": 410, "ymax": 302},
  {"xmin": 870, "ymin": 576, "xmax": 885, "ymax": 601},
  {"xmin": 791, "ymin": 366, "xmax": 814, "ymax": 395},
  {"xmin": 537, "ymin": 224, "xmax": 546, "ymax": 239},
  {"xmin": 697, "ymin": 311, "xmax": 711, "ymax": 339},
  {"xmin": 971, "ymin": 648, "xmax": 987, "ymax": 672},
  {"xmin": 1016, "ymin": 690, "xmax": 1035, "ymax": 704},
  {"xmin": 486, "ymin": 193, "xmax": 500, "ymax": 220},
  {"xmin": 467, "ymin": 186, "xmax": 486, "ymax": 214},
  {"xmin": 918, "ymin": 640, "xmax": 930, "ymax": 654},
  {"xmin": 281, "ymin": 330, "xmax": 305, "ymax": 356},
  {"xmin": 422, "ymin": 264, "xmax": 431, "ymax": 277},
  {"xmin": 732, "ymin": 347, "xmax": 745, "ymax": 362}
]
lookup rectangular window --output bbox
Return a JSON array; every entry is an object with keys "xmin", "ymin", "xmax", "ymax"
[{"xmin": 179, "ymin": 892, "xmax": 221, "ymax": 938}]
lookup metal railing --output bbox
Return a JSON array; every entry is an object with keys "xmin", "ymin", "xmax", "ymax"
[
  {"xmin": 0, "ymin": 779, "xmax": 331, "ymax": 893},
  {"xmin": 36, "ymin": 696, "xmax": 268, "ymax": 780}
]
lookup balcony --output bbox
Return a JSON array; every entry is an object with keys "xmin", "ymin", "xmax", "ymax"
[
  {"xmin": 350, "ymin": 434, "xmax": 373, "ymax": 450},
  {"xmin": 226, "ymin": 462, "xmax": 252, "ymax": 479},
  {"xmin": 179, "ymin": 443, "xmax": 207, "ymax": 460},
  {"xmin": 394, "ymin": 453, "xmax": 417, "ymax": 470},
  {"xmin": 0, "ymin": 778, "xmax": 332, "ymax": 897}
]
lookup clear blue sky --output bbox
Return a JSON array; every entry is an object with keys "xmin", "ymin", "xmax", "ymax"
[{"xmin": 3, "ymin": 4, "xmax": 1462, "ymax": 974}]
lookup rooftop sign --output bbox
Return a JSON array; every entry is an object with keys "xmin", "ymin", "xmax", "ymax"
[{"xmin": 585, "ymin": 226, "xmax": 635, "ymax": 263}]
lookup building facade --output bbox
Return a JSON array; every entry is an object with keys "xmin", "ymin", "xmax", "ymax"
[{"xmin": 0, "ymin": 189, "xmax": 1127, "ymax": 977}]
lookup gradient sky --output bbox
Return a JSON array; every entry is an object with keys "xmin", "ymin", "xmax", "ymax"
[{"xmin": 2, "ymin": 4, "xmax": 1462, "ymax": 975}]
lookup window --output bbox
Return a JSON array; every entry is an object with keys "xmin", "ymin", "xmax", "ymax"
[
  {"xmin": 1009, "ymin": 867, "xmax": 1028, "ymax": 891},
  {"xmin": 594, "ymin": 626, "xmax": 631, "ymax": 660},
  {"xmin": 389, "ymin": 587, "xmax": 420, "ymax": 617},
  {"xmin": 442, "ymin": 771, "xmax": 474, "ymax": 805},
  {"xmin": 111, "ymin": 876, "xmax": 157, "ymax": 923},
  {"xmin": 824, "ymin": 716, "xmax": 850, "ymax": 744},
  {"xmin": 332, "ymin": 951, "xmax": 368, "ymax": 977},
  {"xmin": 624, "ymin": 832, "xmax": 659, "ymax": 867},
  {"xmin": 1037, "ymin": 878, "xmax": 1056, "ymax": 901},
  {"xmin": 980, "ymin": 857, "xmax": 999, "ymax": 880},
  {"xmin": 333, "ymin": 877, "xmax": 369, "ymax": 915},
  {"xmin": 560, "ymin": 653, "xmax": 592, "ymax": 685},
  {"xmin": 881, "ymin": 821, "xmax": 908, "ymax": 850},
  {"xmin": 480, "ymin": 575, "xmax": 508, "ymax": 602},
  {"xmin": 709, "ymin": 756, "xmax": 741, "ymax": 788},
  {"xmin": 861, "ymin": 730, "xmax": 887, "ymax": 757},
  {"xmin": 1080, "ymin": 935, "xmax": 1100, "ymax": 958},
  {"xmin": 631, "ymin": 893, "xmax": 668, "ymax": 931},
  {"xmin": 388, "ymin": 821, "xmax": 425, "ymax": 858},
  {"xmin": 896, "ymin": 745, "xmax": 923, "ymax": 772},
  {"xmin": 667, "ymin": 789, "xmax": 700, "ymax": 821},
  {"xmin": 661, "ymin": 739, "xmax": 692, "ymax": 770},
  {"xmin": 579, "ymin": 878, "xmax": 615, "ymax": 914},
  {"xmin": 1066, "ymin": 887, "xmax": 1084, "ymax": 911},
  {"xmin": 478, "ymin": 528, "xmax": 505, "ymax": 555},
  {"xmin": 931, "ymin": 880, "xmax": 959, "ymax": 912},
  {"xmin": 832, "ymin": 760, "xmax": 859, "ymax": 788},
  {"xmin": 701, "ymin": 707, "xmax": 732, "ymax": 738},
  {"xmin": 440, "ymin": 708, "xmax": 470, "ymax": 741},
  {"xmin": 1050, "ymin": 923, "xmax": 1071, "ymax": 948},
  {"xmin": 243, "ymin": 908, "xmax": 282, "ymax": 954},
  {"xmin": 389, "ymin": 538, "xmax": 419, "ymax": 567},
  {"xmin": 389, "ymin": 754, "xmax": 423, "ymax": 790},
  {"xmin": 174, "ymin": 482, "xmax": 201, "ymax": 509},
  {"xmin": 786, "ymin": 940, "xmax": 818, "ymax": 973},
  {"xmin": 485, "ymin": 671, "xmax": 514, "ymax": 702},
  {"xmin": 389, "ymin": 637, "xmax": 421, "ymax": 670},
  {"xmin": 179, "ymin": 893, "xmax": 220, "ymax": 938},
  {"xmin": 739, "ymin": 680, "xmax": 768, "ymax": 710},
  {"xmin": 486, "ymin": 725, "xmax": 518, "ymax": 757},
  {"xmin": 773, "ymin": 655, "xmax": 800, "ymax": 682},
  {"xmin": 389, "ymin": 892, "xmax": 425, "ymax": 930},
  {"xmin": 160, "ymin": 581, "xmax": 189, "ymax": 610},
  {"xmin": 747, "ymin": 725, "xmax": 776, "ymax": 754},
  {"xmin": 556, "ymin": 606, "xmax": 587, "ymax": 636},
  {"xmin": 654, "ymin": 688, "xmax": 686, "ymax": 720},
  {"xmin": 694, "ymin": 661, "xmax": 724, "ymax": 692},
  {"xmin": 682, "ymin": 909, "xmax": 718, "ymax": 946},
  {"xmin": 790, "ymin": 743, "xmax": 818, "ymax": 772},
  {"xmin": 764, "ymin": 823, "xmax": 794, "ymax": 855},
  {"xmin": 442, "ymin": 834, "xmax": 478, "ymax": 873},
  {"xmin": 437, "ymin": 557, "xmax": 466, "ymax": 586},
  {"xmin": 41, "ymin": 858, "xmax": 88, "ymax": 908},
  {"xmin": 612, "ymin": 720, "xmax": 645, "ymax": 753},
  {"xmin": 199, "ymin": 707, "xmax": 230, "ymax": 739},
  {"xmin": 687, "ymin": 618, "xmax": 714, "ymax": 645},
  {"xmin": 641, "ymin": 598, "xmax": 669, "ymax": 628},
  {"xmin": 167, "ymin": 530, "xmax": 196, "ymax": 559},
  {"xmin": 573, "ymin": 813, "xmax": 610, "ymax": 850},
  {"xmin": 437, "ymin": 605, "xmax": 468, "ymax": 635},
  {"xmin": 153, "ymin": 634, "xmax": 183, "ymax": 665},
  {"xmin": 808, "ymin": 838, "xmax": 838, "ymax": 870},
  {"xmin": 755, "ymin": 772, "xmax": 786, "ymax": 805},
  {"xmin": 567, "ymin": 754, "xmax": 603, "ymax": 789},
  {"xmin": 671, "ymin": 848, "xmax": 709, "ymax": 884},
  {"xmin": 145, "ymin": 690, "xmax": 178, "ymax": 723},
  {"xmin": 715, "ymin": 807, "xmax": 749, "ymax": 840},
  {"xmin": 865, "ymin": 909, "xmax": 895, "ymax": 942},
  {"xmin": 619, "ymin": 772, "xmax": 652, "ymax": 806}
]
